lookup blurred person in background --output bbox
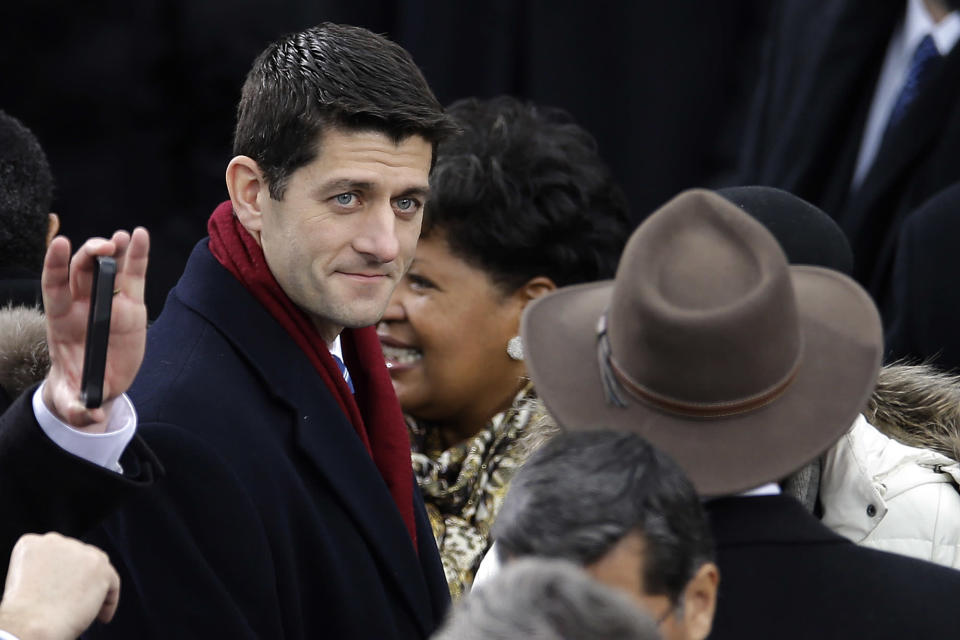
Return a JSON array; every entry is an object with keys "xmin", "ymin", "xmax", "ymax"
[
  {"xmin": 0, "ymin": 108, "xmax": 59, "ymax": 414},
  {"xmin": 885, "ymin": 182, "xmax": 960, "ymax": 371},
  {"xmin": 0, "ymin": 109, "xmax": 59, "ymax": 313},
  {"xmin": 377, "ymin": 95, "xmax": 631, "ymax": 597},
  {"xmin": 431, "ymin": 558, "xmax": 661, "ymax": 640},
  {"xmin": 739, "ymin": 0, "xmax": 960, "ymax": 320}
]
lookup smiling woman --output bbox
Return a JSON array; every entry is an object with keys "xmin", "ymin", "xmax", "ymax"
[{"xmin": 377, "ymin": 96, "xmax": 632, "ymax": 597}]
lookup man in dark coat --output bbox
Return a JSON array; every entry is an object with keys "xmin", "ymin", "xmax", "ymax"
[
  {"xmin": 0, "ymin": 228, "xmax": 159, "ymax": 561},
  {"xmin": 520, "ymin": 189, "xmax": 960, "ymax": 638},
  {"xmin": 83, "ymin": 23, "xmax": 458, "ymax": 639},
  {"xmin": 738, "ymin": 0, "xmax": 960, "ymax": 319},
  {"xmin": 885, "ymin": 182, "xmax": 960, "ymax": 369},
  {"xmin": 0, "ymin": 228, "xmax": 161, "ymax": 637}
]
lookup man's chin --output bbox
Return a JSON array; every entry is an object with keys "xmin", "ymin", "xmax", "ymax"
[
  {"xmin": 300, "ymin": 304, "xmax": 388, "ymax": 340},
  {"xmin": 335, "ymin": 307, "xmax": 390, "ymax": 331}
]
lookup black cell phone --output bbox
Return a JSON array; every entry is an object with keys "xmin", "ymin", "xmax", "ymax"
[{"xmin": 80, "ymin": 256, "xmax": 117, "ymax": 408}]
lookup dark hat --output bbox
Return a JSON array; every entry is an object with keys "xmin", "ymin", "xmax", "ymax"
[
  {"xmin": 718, "ymin": 185, "xmax": 853, "ymax": 275},
  {"xmin": 522, "ymin": 189, "xmax": 882, "ymax": 496}
]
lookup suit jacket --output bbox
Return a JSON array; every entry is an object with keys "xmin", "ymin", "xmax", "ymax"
[
  {"xmin": 707, "ymin": 495, "xmax": 960, "ymax": 638},
  {"xmin": 84, "ymin": 240, "xmax": 449, "ymax": 639},
  {"xmin": 739, "ymin": 0, "xmax": 960, "ymax": 318},
  {"xmin": 0, "ymin": 386, "xmax": 161, "ymax": 577},
  {"xmin": 885, "ymin": 182, "xmax": 960, "ymax": 370}
]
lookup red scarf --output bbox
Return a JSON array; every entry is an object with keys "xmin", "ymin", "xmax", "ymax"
[{"xmin": 207, "ymin": 201, "xmax": 417, "ymax": 548}]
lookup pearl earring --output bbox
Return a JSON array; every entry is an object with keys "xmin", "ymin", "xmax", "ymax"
[{"xmin": 507, "ymin": 335, "xmax": 524, "ymax": 361}]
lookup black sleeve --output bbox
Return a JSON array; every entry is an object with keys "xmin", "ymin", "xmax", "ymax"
[{"xmin": 0, "ymin": 384, "xmax": 163, "ymax": 574}]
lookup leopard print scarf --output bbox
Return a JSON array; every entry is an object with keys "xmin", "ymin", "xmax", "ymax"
[{"xmin": 409, "ymin": 383, "xmax": 543, "ymax": 599}]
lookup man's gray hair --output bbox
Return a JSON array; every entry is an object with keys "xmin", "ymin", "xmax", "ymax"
[
  {"xmin": 492, "ymin": 430, "xmax": 714, "ymax": 604},
  {"xmin": 432, "ymin": 558, "xmax": 661, "ymax": 640}
]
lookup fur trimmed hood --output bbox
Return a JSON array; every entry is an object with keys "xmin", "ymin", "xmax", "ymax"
[
  {"xmin": 867, "ymin": 364, "xmax": 960, "ymax": 463},
  {"xmin": 0, "ymin": 304, "xmax": 50, "ymax": 402}
]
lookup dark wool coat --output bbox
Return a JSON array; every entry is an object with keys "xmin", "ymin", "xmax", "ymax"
[
  {"xmin": 738, "ymin": 0, "xmax": 960, "ymax": 319},
  {"xmin": 84, "ymin": 241, "xmax": 449, "ymax": 639},
  {"xmin": 884, "ymin": 182, "xmax": 960, "ymax": 370},
  {"xmin": 0, "ymin": 299, "xmax": 161, "ymax": 577},
  {"xmin": 707, "ymin": 495, "xmax": 960, "ymax": 639},
  {"xmin": 0, "ymin": 387, "xmax": 160, "ymax": 580}
]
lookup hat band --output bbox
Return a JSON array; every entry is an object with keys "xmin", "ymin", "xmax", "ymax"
[{"xmin": 596, "ymin": 312, "xmax": 802, "ymax": 418}]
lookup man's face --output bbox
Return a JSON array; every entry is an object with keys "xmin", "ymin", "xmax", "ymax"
[
  {"xmin": 255, "ymin": 128, "xmax": 433, "ymax": 342},
  {"xmin": 586, "ymin": 532, "xmax": 715, "ymax": 640}
]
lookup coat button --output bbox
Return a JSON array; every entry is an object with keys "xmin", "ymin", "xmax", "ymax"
[{"xmin": 866, "ymin": 504, "xmax": 877, "ymax": 517}]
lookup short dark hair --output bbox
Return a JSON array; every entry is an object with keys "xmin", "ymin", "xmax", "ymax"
[
  {"xmin": 0, "ymin": 110, "xmax": 53, "ymax": 271},
  {"xmin": 433, "ymin": 558, "xmax": 660, "ymax": 640},
  {"xmin": 424, "ymin": 96, "xmax": 631, "ymax": 293},
  {"xmin": 493, "ymin": 430, "xmax": 714, "ymax": 605},
  {"xmin": 233, "ymin": 23, "xmax": 459, "ymax": 200}
]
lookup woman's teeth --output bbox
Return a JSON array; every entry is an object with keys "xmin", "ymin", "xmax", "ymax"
[{"xmin": 381, "ymin": 344, "xmax": 422, "ymax": 365}]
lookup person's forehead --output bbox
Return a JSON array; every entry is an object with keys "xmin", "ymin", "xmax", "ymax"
[
  {"xmin": 317, "ymin": 128, "xmax": 431, "ymax": 164},
  {"xmin": 301, "ymin": 127, "xmax": 433, "ymax": 189}
]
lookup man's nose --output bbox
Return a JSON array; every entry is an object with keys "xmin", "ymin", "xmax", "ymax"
[{"xmin": 353, "ymin": 202, "xmax": 400, "ymax": 263}]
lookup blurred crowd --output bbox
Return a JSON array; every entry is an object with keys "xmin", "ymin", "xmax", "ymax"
[{"xmin": 1, "ymin": 2, "xmax": 960, "ymax": 638}]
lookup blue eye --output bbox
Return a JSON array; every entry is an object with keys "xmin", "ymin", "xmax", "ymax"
[
  {"xmin": 395, "ymin": 197, "xmax": 421, "ymax": 213},
  {"xmin": 335, "ymin": 193, "xmax": 356, "ymax": 206}
]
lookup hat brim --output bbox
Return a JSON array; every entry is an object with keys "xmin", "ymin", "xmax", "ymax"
[{"xmin": 522, "ymin": 266, "xmax": 882, "ymax": 497}]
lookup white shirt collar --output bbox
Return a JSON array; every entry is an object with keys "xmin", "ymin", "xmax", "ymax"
[
  {"xmin": 736, "ymin": 482, "xmax": 782, "ymax": 498},
  {"xmin": 905, "ymin": 0, "xmax": 960, "ymax": 56},
  {"xmin": 329, "ymin": 334, "xmax": 344, "ymax": 359}
]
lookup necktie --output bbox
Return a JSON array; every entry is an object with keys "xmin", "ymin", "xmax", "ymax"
[
  {"xmin": 886, "ymin": 34, "xmax": 942, "ymax": 131},
  {"xmin": 332, "ymin": 354, "xmax": 355, "ymax": 394}
]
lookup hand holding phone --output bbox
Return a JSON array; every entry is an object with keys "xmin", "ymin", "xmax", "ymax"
[
  {"xmin": 80, "ymin": 256, "xmax": 117, "ymax": 408},
  {"xmin": 41, "ymin": 228, "xmax": 149, "ymax": 428}
]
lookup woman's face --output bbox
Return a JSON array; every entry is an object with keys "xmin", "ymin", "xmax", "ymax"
[{"xmin": 377, "ymin": 232, "xmax": 527, "ymax": 435}]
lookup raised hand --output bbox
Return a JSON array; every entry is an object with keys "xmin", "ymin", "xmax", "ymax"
[{"xmin": 41, "ymin": 228, "xmax": 150, "ymax": 430}]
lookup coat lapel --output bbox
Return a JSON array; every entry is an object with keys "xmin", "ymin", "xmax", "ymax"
[
  {"xmin": 853, "ymin": 45, "xmax": 960, "ymax": 211},
  {"xmin": 841, "ymin": 45, "xmax": 960, "ymax": 292},
  {"xmin": 753, "ymin": 0, "xmax": 897, "ymax": 213},
  {"xmin": 176, "ymin": 242, "xmax": 437, "ymax": 636}
]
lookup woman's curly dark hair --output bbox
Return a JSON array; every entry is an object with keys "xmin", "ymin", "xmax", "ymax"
[
  {"xmin": 0, "ymin": 110, "xmax": 54, "ymax": 271},
  {"xmin": 424, "ymin": 96, "xmax": 631, "ymax": 292}
]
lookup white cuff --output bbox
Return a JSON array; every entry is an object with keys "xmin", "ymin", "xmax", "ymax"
[
  {"xmin": 32, "ymin": 382, "xmax": 138, "ymax": 473},
  {"xmin": 0, "ymin": 629, "xmax": 21, "ymax": 640}
]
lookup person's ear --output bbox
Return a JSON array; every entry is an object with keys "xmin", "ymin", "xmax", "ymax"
[
  {"xmin": 46, "ymin": 213, "xmax": 60, "ymax": 247},
  {"xmin": 680, "ymin": 562, "xmax": 719, "ymax": 640},
  {"xmin": 513, "ymin": 276, "xmax": 556, "ymax": 309},
  {"xmin": 226, "ymin": 155, "xmax": 268, "ymax": 244}
]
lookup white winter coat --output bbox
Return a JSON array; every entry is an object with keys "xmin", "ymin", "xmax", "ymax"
[{"xmin": 820, "ymin": 414, "xmax": 960, "ymax": 569}]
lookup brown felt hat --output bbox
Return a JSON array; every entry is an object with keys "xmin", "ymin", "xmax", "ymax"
[{"xmin": 522, "ymin": 189, "xmax": 882, "ymax": 496}]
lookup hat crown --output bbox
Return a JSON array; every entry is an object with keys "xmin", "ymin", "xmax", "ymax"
[{"xmin": 608, "ymin": 190, "xmax": 801, "ymax": 409}]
